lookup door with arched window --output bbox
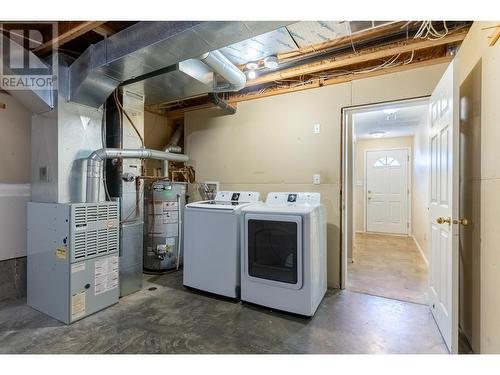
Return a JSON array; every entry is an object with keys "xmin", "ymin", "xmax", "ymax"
[{"xmin": 365, "ymin": 148, "xmax": 409, "ymax": 234}]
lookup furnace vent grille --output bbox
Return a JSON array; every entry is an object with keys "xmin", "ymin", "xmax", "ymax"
[{"xmin": 70, "ymin": 202, "xmax": 119, "ymax": 262}]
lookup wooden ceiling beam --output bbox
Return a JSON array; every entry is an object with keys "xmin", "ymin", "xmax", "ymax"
[
  {"xmin": 165, "ymin": 103, "xmax": 219, "ymax": 120},
  {"xmin": 246, "ymin": 30, "xmax": 468, "ymax": 88},
  {"xmin": 33, "ymin": 21, "xmax": 107, "ymax": 55},
  {"xmin": 162, "ymin": 53, "xmax": 451, "ymax": 118},
  {"xmin": 278, "ymin": 21, "xmax": 409, "ymax": 61},
  {"xmin": 230, "ymin": 55, "xmax": 453, "ymax": 104},
  {"xmin": 92, "ymin": 24, "xmax": 115, "ymax": 38},
  {"xmin": 489, "ymin": 26, "xmax": 500, "ymax": 46}
]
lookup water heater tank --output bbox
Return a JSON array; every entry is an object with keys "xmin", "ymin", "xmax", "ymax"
[{"xmin": 143, "ymin": 180, "xmax": 187, "ymax": 273}]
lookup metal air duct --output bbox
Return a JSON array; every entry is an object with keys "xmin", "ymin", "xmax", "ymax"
[
  {"xmin": 199, "ymin": 50, "xmax": 246, "ymax": 92},
  {"xmin": 207, "ymin": 93, "xmax": 236, "ymax": 114},
  {"xmin": 69, "ymin": 21, "xmax": 293, "ymax": 108}
]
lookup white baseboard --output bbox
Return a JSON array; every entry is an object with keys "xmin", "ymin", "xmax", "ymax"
[{"xmin": 412, "ymin": 235, "xmax": 429, "ymax": 266}]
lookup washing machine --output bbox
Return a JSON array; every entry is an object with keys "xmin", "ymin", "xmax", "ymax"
[
  {"xmin": 240, "ymin": 192, "xmax": 327, "ymax": 317},
  {"xmin": 183, "ymin": 191, "xmax": 261, "ymax": 298}
]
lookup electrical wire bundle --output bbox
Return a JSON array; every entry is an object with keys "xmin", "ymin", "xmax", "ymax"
[{"xmin": 405, "ymin": 21, "xmax": 449, "ymax": 40}]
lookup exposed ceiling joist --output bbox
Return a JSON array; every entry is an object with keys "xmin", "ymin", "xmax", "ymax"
[
  {"xmin": 246, "ymin": 30, "xmax": 468, "ymax": 87},
  {"xmin": 92, "ymin": 24, "xmax": 115, "ymax": 38},
  {"xmin": 226, "ymin": 56, "xmax": 452, "ymax": 104},
  {"xmin": 278, "ymin": 21, "xmax": 408, "ymax": 61},
  {"xmin": 33, "ymin": 21, "xmax": 106, "ymax": 54},
  {"xmin": 489, "ymin": 26, "xmax": 500, "ymax": 46}
]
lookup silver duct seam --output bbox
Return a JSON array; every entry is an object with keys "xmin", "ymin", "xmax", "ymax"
[
  {"xmin": 86, "ymin": 148, "xmax": 189, "ymax": 203},
  {"xmin": 199, "ymin": 50, "xmax": 246, "ymax": 92}
]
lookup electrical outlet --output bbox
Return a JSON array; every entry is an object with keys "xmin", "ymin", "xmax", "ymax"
[
  {"xmin": 313, "ymin": 123, "xmax": 321, "ymax": 134},
  {"xmin": 313, "ymin": 174, "xmax": 321, "ymax": 185}
]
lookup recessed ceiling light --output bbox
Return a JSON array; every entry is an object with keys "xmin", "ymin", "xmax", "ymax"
[
  {"xmin": 370, "ymin": 131, "xmax": 386, "ymax": 138},
  {"xmin": 263, "ymin": 55, "xmax": 279, "ymax": 70},
  {"xmin": 246, "ymin": 62, "xmax": 259, "ymax": 70},
  {"xmin": 247, "ymin": 70, "xmax": 257, "ymax": 80},
  {"xmin": 382, "ymin": 108, "xmax": 399, "ymax": 115}
]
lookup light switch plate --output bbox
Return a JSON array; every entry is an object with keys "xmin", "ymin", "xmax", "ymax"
[
  {"xmin": 313, "ymin": 123, "xmax": 321, "ymax": 134},
  {"xmin": 313, "ymin": 174, "xmax": 321, "ymax": 185}
]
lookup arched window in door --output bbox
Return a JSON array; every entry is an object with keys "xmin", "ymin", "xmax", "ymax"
[{"xmin": 373, "ymin": 156, "xmax": 401, "ymax": 167}]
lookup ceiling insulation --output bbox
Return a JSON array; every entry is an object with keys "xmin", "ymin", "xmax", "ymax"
[
  {"xmin": 220, "ymin": 27, "xmax": 297, "ymax": 65},
  {"xmin": 220, "ymin": 21, "xmax": 396, "ymax": 65}
]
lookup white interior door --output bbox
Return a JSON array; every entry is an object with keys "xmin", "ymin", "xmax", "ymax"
[
  {"xmin": 365, "ymin": 149, "xmax": 409, "ymax": 234},
  {"xmin": 428, "ymin": 61, "xmax": 459, "ymax": 353}
]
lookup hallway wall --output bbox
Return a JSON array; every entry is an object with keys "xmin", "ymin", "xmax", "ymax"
[{"xmin": 412, "ymin": 112, "xmax": 431, "ymax": 264}]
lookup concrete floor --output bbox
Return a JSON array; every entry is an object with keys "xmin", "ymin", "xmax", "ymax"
[
  {"xmin": 0, "ymin": 271, "xmax": 447, "ymax": 354},
  {"xmin": 348, "ymin": 233, "xmax": 429, "ymax": 304}
]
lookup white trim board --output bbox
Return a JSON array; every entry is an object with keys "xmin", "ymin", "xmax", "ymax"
[
  {"xmin": 412, "ymin": 235, "xmax": 429, "ymax": 266},
  {"xmin": 0, "ymin": 183, "xmax": 31, "ymax": 197}
]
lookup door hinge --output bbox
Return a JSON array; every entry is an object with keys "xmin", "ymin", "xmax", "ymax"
[{"xmin": 407, "ymin": 222, "xmax": 409, "ymax": 228}]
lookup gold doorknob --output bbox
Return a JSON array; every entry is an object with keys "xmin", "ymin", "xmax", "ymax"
[
  {"xmin": 436, "ymin": 217, "xmax": 451, "ymax": 225},
  {"xmin": 453, "ymin": 218, "xmax": 469, "ymax": 226}
]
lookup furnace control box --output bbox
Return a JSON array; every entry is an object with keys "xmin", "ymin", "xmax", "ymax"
[{"xmin": 27, "ymin": 201, "xmax": 120, "ymax": 324}]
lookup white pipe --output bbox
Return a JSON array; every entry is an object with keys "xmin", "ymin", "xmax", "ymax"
[
  {"xmin": 86, "ymin": 148, "xmax": 189, "ymax": 203},
  {"xmin": 199, "ymin": 50, "xmax": 246, "ymax": 92}
]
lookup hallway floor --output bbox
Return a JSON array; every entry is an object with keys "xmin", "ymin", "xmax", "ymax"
[
  {"xmin": 348, "ymin": 233, "xmax": 429, "ymax": 304},
  {"xmin": 0, "ymin": 271, "xmax": 446, "ymax": 354}
]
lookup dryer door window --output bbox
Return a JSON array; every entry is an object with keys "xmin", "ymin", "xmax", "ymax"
[{"xmin": 247, "ymin": 219, "xmax": 300, "ymax": 285}]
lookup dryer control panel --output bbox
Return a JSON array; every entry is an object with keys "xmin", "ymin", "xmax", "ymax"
[
  {"xmin": 215, "ymin": 191, "xmax": 261, "ymax": 203},
  {"xmin": 266, "ymin": 192, "xmax": 321, "ymax": 205}
]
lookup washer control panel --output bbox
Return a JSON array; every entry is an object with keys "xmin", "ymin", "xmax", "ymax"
[{"xmin": 215, "ymin": 191, "xmax": 260, "ymax": 203}]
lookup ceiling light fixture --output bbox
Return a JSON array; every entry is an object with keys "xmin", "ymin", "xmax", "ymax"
[
  {"xmin": 370, "ymin": 131, "xmax": 386, "ymax": 138},
  {"xmin": 263, "ymin": 55, "xmax": 279, "ymax": 70},
  {"xmin": 382, "ymin": 108, "xmax": 399, "ymax": 115},
  {"xmin": 247, "ymin": 70, "xmax": 257, "ymax": 80}
]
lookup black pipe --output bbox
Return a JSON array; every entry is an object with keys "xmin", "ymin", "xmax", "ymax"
[{"xmin": 208, "ymin": 93, "xmax": 236, "ymax": 115}]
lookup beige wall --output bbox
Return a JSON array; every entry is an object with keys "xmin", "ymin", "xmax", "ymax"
[
  {"xmin": 185, "ymin": 62, "xmax": 448, "ymax": 288},
  {"xmin": 0, "ymin": 93, "xmax": 31, "ymax": 183},
  {"xmin": 0, "ymin": 93, "xmax": 31, "ymax": 261},
  {"xmin": 353, "ymin": 136, "xmax": 413, "ymax": 235},
  {"xmin": 412, "ymin": 113, "xmax": 431, "ymax": 264},
  {"xmin": 454, "ymin": 21, "xmax": 500, "ymax": 353},
  {"xmin": 143, "ymin": 111, "xmax": 178, "ymax": 176}
]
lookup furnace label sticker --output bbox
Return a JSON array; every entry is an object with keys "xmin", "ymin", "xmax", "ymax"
[
  {"xmin": 71, "ymin": 262, "xmax": 86, "ymax": 273},
  {"xmin": 55, "ymin": 247, "xmax": 67, "ymax": 260},
  {"xmin": 71, "ymin": 291, "xmax": 86, "ymax": 321},
  {"xmin": 94, "ymin": 255, "xmax": 119, "ymax": 295}
]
